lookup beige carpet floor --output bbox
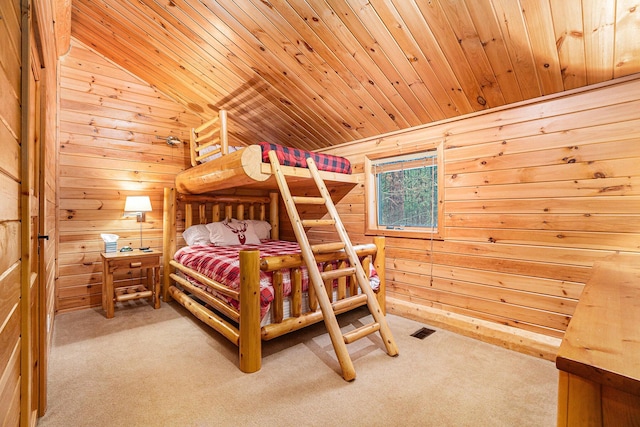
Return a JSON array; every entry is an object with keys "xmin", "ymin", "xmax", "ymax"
[{"xmin": 38, "ymin": 301, "xmax": 558, "ymax": 427}]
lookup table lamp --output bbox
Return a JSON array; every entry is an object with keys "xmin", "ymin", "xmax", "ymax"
[{"xmin": 124, "ymin": 196, "xmax": 152, "ymax": 250}]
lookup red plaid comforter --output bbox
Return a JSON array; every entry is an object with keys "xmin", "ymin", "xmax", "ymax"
[
  {"xmin": 258, "ymin": 142, "xmax": 352, "ymax": 174},
  {"xmin": 173, "ymin": 240, "xmax": 378, "ymax": 320}
]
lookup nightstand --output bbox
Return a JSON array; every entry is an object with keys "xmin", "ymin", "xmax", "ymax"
[{"xmin": 101, "ymin": 250, "xmax": 162, "ymax": 318}]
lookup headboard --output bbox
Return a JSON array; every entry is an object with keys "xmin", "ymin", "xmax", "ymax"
[{"xmin": 162, "ymin": 188, "xmax": 279, "ymax": 300}]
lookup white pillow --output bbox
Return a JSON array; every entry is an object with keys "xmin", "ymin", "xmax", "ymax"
[
  {"xmin": 206, "ymin": 220, "xmax": 261, "ymax": 246},
  {"xmin": 230, "ymin": 219, "xmax": 272, "ymax": 240},
  {"xmin": 182, "ymin": 224, "xmax": 211, "ymax": 246}
]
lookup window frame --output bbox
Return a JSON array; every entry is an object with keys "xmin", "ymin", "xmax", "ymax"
[{"xmin": 364, "ymin": 142, "xmax": 444, "ymax": 240}]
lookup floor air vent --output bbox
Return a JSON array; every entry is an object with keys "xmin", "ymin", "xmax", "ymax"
[{"xmin": 411, "ymin": 327, "xmax": 436, "ymax": 339}]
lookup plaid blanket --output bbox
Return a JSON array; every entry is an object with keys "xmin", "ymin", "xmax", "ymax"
[
  {"xmin": 258, "ymin": 141, "xmax": 352, "ymax": 174},
  {"xmin": 173, "ymin": 240, "xmax": 378, "ymax": 320}
]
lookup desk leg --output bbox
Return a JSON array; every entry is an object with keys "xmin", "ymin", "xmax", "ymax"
[
  {"xmin": 152, "ymin": 266, "xmax": 161, "ymax": 309},
  {"xmin": 104, "ymin": 263, "xmax": 115, "ymax": 319}
]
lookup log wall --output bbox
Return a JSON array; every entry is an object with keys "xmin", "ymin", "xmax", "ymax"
[
  {"xmin": 314, "ymin": 75, "xmax": 640, "ymax": 342},
  {"xmin": 57, "ymin": 39, "xmax": 200, "ymax": 312}
]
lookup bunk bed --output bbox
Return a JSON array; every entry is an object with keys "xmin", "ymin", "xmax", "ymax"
[{"xmin": 162, "ymin": 110, "xmax": 390, "ymax": 377}]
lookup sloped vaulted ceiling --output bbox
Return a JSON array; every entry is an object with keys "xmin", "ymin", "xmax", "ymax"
[{"xmin": 70, "ymin": 0, "xmax": 640, "ymax": 151}]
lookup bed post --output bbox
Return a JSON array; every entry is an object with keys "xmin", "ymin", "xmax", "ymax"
[
  {"xmin": 373, "ymin": 236, "xmax": 386, "ymax": 314},
  {"xmin": 239, "ymin": 250, "xmax": 261, "ymax": 373},
  {"xmin": 163, "ymin": 187, "xmax": 177, "ymax": 302},
  {"xmin": 269, "ymin": 192, "xmax": 279, "ymax": 240},
  {"xmin": 220, "ymin": 109, "xmax": 228, "ymax": 155}
]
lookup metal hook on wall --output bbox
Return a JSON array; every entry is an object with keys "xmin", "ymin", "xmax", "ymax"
[{"xmin": 157, "ymin": 135, "xmax": 182, "ymax": 146}]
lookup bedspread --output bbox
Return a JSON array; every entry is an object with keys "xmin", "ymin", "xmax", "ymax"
[
  {"xmin": 173, "ymin": 240, "xmax": 377, "ymax": 319},
  {"xmin": 258, "ymin": 142, "xmax": 352, "ymax": 174}
]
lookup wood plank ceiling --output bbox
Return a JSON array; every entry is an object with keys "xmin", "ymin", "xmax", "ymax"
[{"xmin": 70, "ymin": 0, "xmax": 640, "ymax": 151}]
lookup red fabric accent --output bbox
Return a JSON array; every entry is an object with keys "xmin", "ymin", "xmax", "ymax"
[
  {"xmin": 173, "ymin": 240, "xmax": 378, "ymax": 320},
  {"xmin": 258, "ymin": 142, "xmax": 351, "ymax": 174}
]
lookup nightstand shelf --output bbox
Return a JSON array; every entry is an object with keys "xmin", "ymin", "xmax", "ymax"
[{"xmin": 101, "ymin": 250, "xmax": 162, "ymax": 318}]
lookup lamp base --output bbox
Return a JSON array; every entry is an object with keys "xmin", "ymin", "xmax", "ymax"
[{"xmin": 139, "ymin": 246, "xmax": 150, "ymax": 251}]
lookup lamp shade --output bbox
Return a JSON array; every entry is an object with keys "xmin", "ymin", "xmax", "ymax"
[{"xmin": 124, "ymin": 196, "xmax": 152, "ymax": 213}]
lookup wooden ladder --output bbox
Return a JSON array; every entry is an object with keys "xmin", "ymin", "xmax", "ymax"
[{"xmin": 268, "ymin": 151, "xmax": 399, "ymax": 381}]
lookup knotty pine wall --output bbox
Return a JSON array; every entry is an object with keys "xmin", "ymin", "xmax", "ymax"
[
  {"xmin": 0, "ymin": 0, "xmax": 23, "ymax": 420},
  {"xmin": 57, "ymin": 39, "xmax": 200, "ymax": 312},
  {"xmin": 316, "ymin": 75, "xmax": 640, "ymax": 342},
  {"xmin": 1, "ymin": 0, "xmax": 59, "ymax": 423}
]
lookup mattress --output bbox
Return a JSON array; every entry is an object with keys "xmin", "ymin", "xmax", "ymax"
[
  {"xmin": 257, "ymin": 142, "xmax": 352, "ymax": 174},
  {"xmin": 173, "ymin": 240, "xmax": 378, "ymax": 321}
]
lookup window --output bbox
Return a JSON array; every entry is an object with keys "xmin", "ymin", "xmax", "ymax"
[{"xmin": 365, "ymin": 143, "xmax": 443, "ymax": 239}]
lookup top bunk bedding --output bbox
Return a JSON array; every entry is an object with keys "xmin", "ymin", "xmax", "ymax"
[{"xmin": 175, "ymin": 111, "xmax": 358, "ymax": 194}]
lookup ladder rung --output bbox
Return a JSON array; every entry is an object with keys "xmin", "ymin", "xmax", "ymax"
[
  {"xmin": 320, "ymin": 267, "xmax": 356, "ymax": 282},
  {"xmin": 332, "ymin": 294, "xmax": 367, "ymax": 314},
  {"xmin": 343, "ymin": 322, "xmax": 380, "ymax": 344},
  {"xmin": 292, "ymin": 196, "xmax": 325, "ymax": 205},
  {"xmin": 301, "ymin": 219, "xmax": 335, "ymax": 227},
  {"xmin": 311, "ymin": 242, "xmax": 345, "ymax": 254},
  {"xmin": 194, "ymin": 115, "xmax": 220, "ymax": 133}
]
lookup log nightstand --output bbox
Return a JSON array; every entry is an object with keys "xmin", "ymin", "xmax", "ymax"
[{"xmin": 101, "ymin": 250, "xmax": 162, "ymax": 318}]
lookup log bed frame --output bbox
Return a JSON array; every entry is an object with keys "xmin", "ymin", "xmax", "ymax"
[
  {"xmin": 175, "ymin": 109, "xmax": 359, "ymax": 194},
  {"xmin": 162, "ymin": 110, "xmax": 387, "ymax": 373},
  {"xmin": 162, "ymin": 187, "xmax": 387, "ymax": 374}
]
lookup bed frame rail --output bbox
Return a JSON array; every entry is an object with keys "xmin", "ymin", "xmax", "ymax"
[{"xmin": 162, "ymin": 186, "xmax": 386, "ymax": 374}]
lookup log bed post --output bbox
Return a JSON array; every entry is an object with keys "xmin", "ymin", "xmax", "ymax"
[
  {"xmin": 162, "ymin": 187, "xmax": 177, "ymax": 302},
  {"xmin": 373, "ymin": 236, "xmax": 386, "ymax": 313},
  {"xmin": 269, "ymin": 192, "xmax": 279, "ymax": 240},
  {"xmin": 239, "ymin": 250, "xmax": 261, "ymax": 373}
]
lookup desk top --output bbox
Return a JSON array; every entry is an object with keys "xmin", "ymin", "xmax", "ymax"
[
  {"xmin": 101, "ymin": 249, "xmax": 162, "ymax": 260},
  {"xmin": 556, "ymin": 254, "xmax": 640, "ymax": 396}
]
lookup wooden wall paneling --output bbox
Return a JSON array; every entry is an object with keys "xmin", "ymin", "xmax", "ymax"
[
  {"xmin": 519, "ymin": 0, "xmax": 564, "ymax": 95},
  {"xmin": 136, "ymin": 1, "xmax": 330, "ymax": 150},
  {"xmin": 0, "ymin": 0, "xmax": 22, "ymax": 422},
  {"xmin": 445, "ymin": 132, "xmax": 640, "ymax": 172},
  {"xmin": 185, "ymin": 0, "xmax": 348, "ymax": 146},
  {"xmin": 290, "ymin": 0, "xmax": 421, "ymax": 128},
  {"xmin": 463, "ymin": 0, "xmax": 523, "ymax": 104},
  {"xmin": 251, "ymin": 0, "xmax": 407, "ymax": 131},
  {"xmin": 582, "ymin": 0, "xmax": 616, "ymax": 84},
  {"xmin": 69, "ymin": 6, "xmax": 215, "ymax": 113},
  {"xmin": 357, "ymin": 0, "xmax": 455, "ymax": 119},
  {"xmin": 335, "ymin": 0, "xmax": 444, "ymax": 121},
  {"xmin": 548, "ymin": 0, "xmax": 587, "ymax": 90},
  {"xmin": 437, "ymin": 0, "xmax": 505, "ymax": 108},
  {"xmin": 57, "ymin": 40, "xmax": 199, "ymax": 312},
  {"xmin": 490, "ymin": 0, "xmax": 541, "ymax": 99},
  {"xmin": 188, "ymin": 0, "xmax": 362, "ymax": 143},
  {"xmin": 319, "ymin": 76, "xmax": 640, "ymax": 345},
  {"xmin": 405, "ymin": 0, "xmax": 486, "ymax": 112},
  {"xmin": 613, "ymin": 0, "xmax": 640, "ymax": 78},
  {"xmin": 308, "ymin": 0, "xmax": 434, "ymax": 124},
  {"xmin": 68, "ymin": 0, "xmax": 640, "ymax": 152},
  {"xmin": 0, "ymin": 0, "xmax": 21, "ymax": 89},
  {"xmin": 113, "ymin": 0, "xmax": 328, "ymax": 150},
  {"xmin": 238, "ymin": 0, "xmax": 389, "ymax": 137}
]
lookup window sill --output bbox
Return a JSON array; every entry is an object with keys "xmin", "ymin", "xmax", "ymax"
[{"xmin": 366, "ymin": 227, "xmax": 443, "ymax": 240}]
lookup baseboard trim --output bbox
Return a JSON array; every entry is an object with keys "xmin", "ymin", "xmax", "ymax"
[{"xmin": 387, "ymin": 298, "xmax": 561, "ymax": 362}]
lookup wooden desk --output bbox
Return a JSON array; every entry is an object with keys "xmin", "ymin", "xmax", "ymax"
[
  {"xmin": 556, "ymin": 255, "xmax": 640, "ymax": 426},
  {"xmin": 101, "ymin": 250, "xmax": 162, "ymax": 318}
]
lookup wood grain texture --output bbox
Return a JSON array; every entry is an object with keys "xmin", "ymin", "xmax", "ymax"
[
  {"xmin": 314, "ymin": 76, "xmax": 640, "ymax": 339},
  {"xmin": 67, "ymin": 0, "xmax": 640, "ymax": 151},
  {"xmin": 57, "ymin": 40, "xmax": 200, "ymax": 312}
]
